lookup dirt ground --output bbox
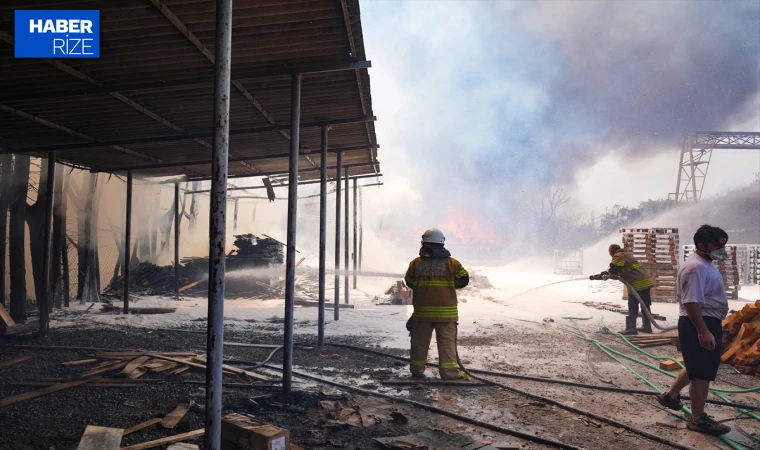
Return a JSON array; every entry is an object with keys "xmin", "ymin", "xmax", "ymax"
[
  {"xmin": 3, "ymin": 322, "xmax": 759, "ymax": 450},
  {"xmin": 2, "ymin": 271, "xmax": 760, "ymax": 450}
]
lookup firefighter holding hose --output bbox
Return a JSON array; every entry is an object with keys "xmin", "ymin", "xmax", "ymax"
[
  {"xmin": 592, "ymin": 244, "xmax": 654, "ymax": 335},
  {"xmin": 404, "ymin": 228, "xmax": 469, "ymax": 380}
]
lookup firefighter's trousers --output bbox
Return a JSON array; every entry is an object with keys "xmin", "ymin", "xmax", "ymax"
[{"xmin": 409, "ymin": 321, "xmax": 460, "ymax": 379}]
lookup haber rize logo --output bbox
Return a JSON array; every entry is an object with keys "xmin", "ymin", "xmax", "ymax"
[{"xmin": 14, "ymin": 10, "xmax": 100, "ymax": 58}]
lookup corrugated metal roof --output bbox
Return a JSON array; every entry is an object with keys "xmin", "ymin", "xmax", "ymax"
[{"xmin": 0, "ymin": 0, "xmax": 379, "ymax": 180}]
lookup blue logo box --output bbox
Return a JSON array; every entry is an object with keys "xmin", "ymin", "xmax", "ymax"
[{"xmin": 14, "ymin": 10, "xmax": 100, "ymax": 58}]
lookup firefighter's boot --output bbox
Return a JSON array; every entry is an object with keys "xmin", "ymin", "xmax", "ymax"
[
  {"xmin": 619, "ymin": 316, "xmax": 638, "ymax": 336},
  {"xmin": 637, "ymin": 313, "xmax": 653, "ymax": 334}
]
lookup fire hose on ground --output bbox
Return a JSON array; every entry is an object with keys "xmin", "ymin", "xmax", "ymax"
[
  {"xmin": 314, "ymin": 343, "xmax": 698, "ymax": 450},
  {"xmin": 559, "ymin": 317, "xmax": 755, "ymax": 450}
]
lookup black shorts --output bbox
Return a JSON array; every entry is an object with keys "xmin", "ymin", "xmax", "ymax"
[{"xmin": 678, "ymin": 316, "xmax": 723, "ymax": 381}]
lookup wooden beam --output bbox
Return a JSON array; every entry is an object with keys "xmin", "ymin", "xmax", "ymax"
[
  {"xmin": 0, "ymin": 377, "xmax": 97, "ymax": 407},
  {"xmin": 0, "ymin": 356, "xmax": 31, "ymax": 368},
  {"xmin": 120, "ymin": 428, "xmax": 205, "ymax": 450},
  {"xmin": 0, "ymin": 303, "xmax": 16, "ymax": 326},
  {"xmin": 123, "ymin": 418, "xmax": 162, "ymax": 437},
  {"xmin": 161, "ymin": 402, "xmax": 192, "ymax": 429}
]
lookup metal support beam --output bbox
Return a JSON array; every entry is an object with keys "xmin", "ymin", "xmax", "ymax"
[
  {"xmin": 40, "ymin": 153, "xmax": 55, "ymax": 336},
  {"xmin": 189, "ymin": 172, "xmax": 382, "ymax": 193},
  {"xmin": 0, "ymin": 103, "xmax": 164, "ymax": 164},
  {"xmin": 124, "ymin": 171, "xmax": 132, "ymax": 314},
  {"xmin": 352, "ymin": 177, "xmax": 358, "ymax": 289},
  {"xmin": 205, "ymin": 0, "xmax": 232, "ymax": 447},
  {"xmin": 89, "ymin": 143, "xmax": 378, "ymax": 173},
  {"xmin": 0, "ymin": 57, "xmax": 372, "ymax": 103},
  {"xmin": 344, "ymin": 167, "xmax": 349, "ymax": 304},
  {"xmin": 334, "ymin": 151, "xmax": 342, "ymax": 321},
  {"xmin": 358, "ymin": 186, "xmax": 363, "ymax": 273},
  {"xmin": 233, "ymin": 198, "xmax": 239, "ymax": 233},
  {"xmin": 174, "ymin": 183, "xmax": 180, "ymax": 297},
  {"xmin": 0, "ymin": 153, "xmax": 10, "ymax": 307},
  {"xmin": 318, "ymin": 125, "xmax": 328, "ymax": 347},
  {"xmin": 19, "ymin": 117, "xmax": 377, "ymax": 156},
  {"xmin": 283, "ymin": 73, "xmax": 302, "ymax": 394}
]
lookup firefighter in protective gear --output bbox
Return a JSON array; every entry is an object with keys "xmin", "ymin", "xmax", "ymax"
[
  {"xmin": 604, "ymin": 244, "xmax": 655, "ymax": 335},
  {"xmin": 405, "ymin": 228, "xmax": 469, "ymax": 380}
]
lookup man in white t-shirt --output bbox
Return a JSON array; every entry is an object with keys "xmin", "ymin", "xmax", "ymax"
[{"xmin": 657, "ymin": 224, "xmax": 730, "ymax": 436}]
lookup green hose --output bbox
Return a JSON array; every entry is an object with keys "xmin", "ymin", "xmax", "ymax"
[{"xmin": 564, "ymin": 318, "xmax": 746, "ymax": 450}]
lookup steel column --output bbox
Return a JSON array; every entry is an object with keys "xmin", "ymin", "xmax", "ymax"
[
  {"xmin": 205, "ymin": 0, "xmax": 232, "ymax": 447},
  {"xmin": 283, "ymin": 73, "xmax": 302, "ymax": 394},
  {"xmin": 318, "ymin": 125, "xmax": 328, "ymax": 347},
  {"xmin": 352, "ymin": 177, "xmax": 357, "ymax": 289},
  {"xmin": 334, "ymin": 152, "xmax": 342, "ymax": 320},
  {"xmin": 39, "ymin": 153, "xmax": 55, "ymax": 336},
  {"xmin": 233, "ymin": 198, "xmax": 239, "ymax": 233},
  {"xmin": 358, "ymin": 186, "xmax": 363, "ymax": 273},
  {"xmin": 124, "ymin": 171, "xmax": 132, "ymax": 313},
  {"xmin": 344, "ymin": 167, "xmax": 349, "ymax": 304},
  {"xmin": 0, "ymin": 154, "xmax": 10, "ymax": 307},
  {"xmin": 174, "ymin": 183, "xmax": 180, "ymax": 297}
]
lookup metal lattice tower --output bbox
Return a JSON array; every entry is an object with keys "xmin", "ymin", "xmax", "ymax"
[{"xmin": 670, "ymin": 132, "xmax": 760, "ymax": 203}]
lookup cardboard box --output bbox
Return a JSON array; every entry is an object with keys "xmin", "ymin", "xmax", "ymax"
[{"xmin": 222, "ymin": 414, "xmax": 289, "ymax": 450}]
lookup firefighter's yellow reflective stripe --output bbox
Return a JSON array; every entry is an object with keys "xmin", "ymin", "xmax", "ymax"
[
  {"xmin": 410, "ymin": 360, "xmax": 426, "ymax": 367},
  {"xmin": 413, "ymin": 280, "xmax": 455, "ymax": 287},
  {"xmin": 439, "ymin": 361, "xmax": 458, "ymax": 369},
  {"xmin": 632, "ymin": 278, "xmax": 655, "ymax": 290},
  {"xmin": 610, "ymin": 259, "xmax": 625, "ymax": 267},
  {"xmin": 404, "ymin": 276, "xmax": 414, "ymax": 286},
  {"xmin": 456, "ymin": 269, "xmax": 468, "ymax": 278},
  {"xmin": 414, "ymin": 305, "xmax": 458, "ymax": 318},
  {"xmin": 622, "ymin": 263, "xmax": 643, "ymax": 272},
  {"xmin": 414, "ymin": 313, "xmax": 459, "ymax": 318},
  {"xmin": 414, "ymin": 306, "xmax": 458, "ymax": 311}
]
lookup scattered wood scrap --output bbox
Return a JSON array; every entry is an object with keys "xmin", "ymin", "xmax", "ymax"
[
  {"xmin": 659, "ymin": 357, "xmax": 684, "ymax": 371},
  {"xmin": 123, "ymin": 418, "xmax": 162, "ymax": 436},
  {"xmin": 62, "ymin": 358, "xmax": 99, "ymax": 367},
  {"xmin": 76, "ymin": 425, "xmax": 123, "ymax": 450},
  {"xmin": 162, "ymin": 402, "xmax": 192, "ymax": 429},
  {"xmin": 10, "ymin": 381, "xmax": 143, "ymax": 388},
  {"xmin": 0, "ymin": 302, "xmax": 16, "ymax": 327},
  {"xmin": 627, "ymin": 333, "xmax": 679, "ymax": 348},
  {"xmin": 120, "ymin": 428, "xmax": 204, "ymax": 450},
  {"xmin": 0, "ymin": 377, "xmax": 98, "ymax": 408},
  {"xmin": 222, "ymin": 414, "xmax": 290, "ymax": 449},
  {"xmin": 0, "ymin": 356, "xmax": 31, "ymax": 368},
  {"xmin": 721, "ymin": 300, "xmax": 760, "ymax": 373},
  {"xmin": 167, "ymin": 444, "xmax": 199, "ymax": 450}
]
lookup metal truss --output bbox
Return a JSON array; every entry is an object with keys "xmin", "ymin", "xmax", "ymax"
[{"xmin": 670, "ymin": 132, "xmax": 760, "ymax": 203}]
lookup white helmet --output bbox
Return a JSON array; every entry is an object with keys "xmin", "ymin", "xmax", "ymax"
[{"xmin": 421, "ymin": 228, "xmax": 445, "ymax": 245}]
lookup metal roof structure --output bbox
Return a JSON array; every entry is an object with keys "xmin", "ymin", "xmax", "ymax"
[
  {"xmin": 0, "ymin": 0, "xmax": 380, "ymax": 181},
  {"xmin": 0, "ymin": 2, "xmax": 381, "ymax": 446}
]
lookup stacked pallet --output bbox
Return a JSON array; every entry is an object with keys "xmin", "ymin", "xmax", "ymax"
[
  {"xmin": 750, "ymin": 246, "xmax": 760, "ymax": 285},
  {"xmin": 721, "ymin": 300, "xmax": 760, "ymax": 374},
  {"xmin": 683, "ymin": 245, "xmax": 741, "ymax": 300},
  {"xmin": 553, "ymin": 250, "xmax": 584, "ymax": 275},
  {"xmin": 620, "ymin": 228, "xmax": 679, "ymax": 302}
]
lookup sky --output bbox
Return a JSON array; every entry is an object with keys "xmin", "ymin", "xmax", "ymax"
[{"xmin": 353, "ymin": 0, "xmax": 760, "ymax": 251}]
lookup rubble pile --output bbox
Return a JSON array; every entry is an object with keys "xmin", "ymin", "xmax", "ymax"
[
  {"xmin": 106, "ymin": 234, "xmax": 286, "ymax": 299},
  {"xmin": 107, "ymin": 262, "xmax": 190, "ymax": 295}
]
